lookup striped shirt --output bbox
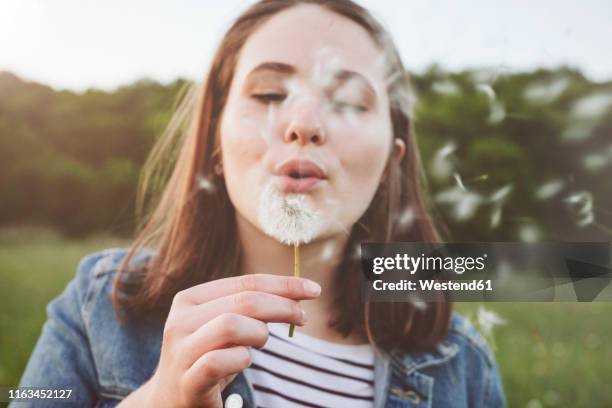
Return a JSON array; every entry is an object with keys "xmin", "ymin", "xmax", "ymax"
[{"xmin": 243, "ymin": 322, "xmax": 375, "ymax": 408}]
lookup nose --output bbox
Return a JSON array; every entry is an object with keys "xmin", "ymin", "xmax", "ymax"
[{"xmin": 283, "ymin": 106, "xmax": 326, "ymax": 146}]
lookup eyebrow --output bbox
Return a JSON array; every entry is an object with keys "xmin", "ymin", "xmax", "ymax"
[
  {"xmin": 248, "ymin": 62, "xmax": 297, "ymax": 76},
  {"xmin": 246, "ymin": 61, "xmax": 377, "ymax": 101}
]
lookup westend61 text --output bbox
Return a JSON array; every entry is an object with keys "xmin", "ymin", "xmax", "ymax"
[{"xmin": 373, "ymin": 279, "xmax": 493, "ymax": 291}]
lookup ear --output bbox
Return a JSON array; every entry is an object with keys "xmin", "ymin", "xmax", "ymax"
[{"xmin": 394, "ymin": 138, "xmax": 406, "ymax": 162}]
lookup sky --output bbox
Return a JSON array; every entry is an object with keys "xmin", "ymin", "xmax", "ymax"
[{"xmin": 1, "ymin": 0, "xmax": 611, "ymax": 92}]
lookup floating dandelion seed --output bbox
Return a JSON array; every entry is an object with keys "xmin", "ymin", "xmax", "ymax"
[
  {"xmin": 571, "ymin": 91, "xmax": 612, "ymax": 118},
  {"xmin": 489, "ymin": 185, "xmax": 513, "ymax": 203},
  {"xmin": 283, "ymin": 78, "xmax": 302, "ymax": 108},
  {"xmin": 486, "ymin": 185, "xmax": 512, "ymax": 229},
  {"xmin": 312, "ymin": 47, "xmax": 343, "ymax": 88},
  {"xmin": 583, "ymin": 146, "xmax": 612, "ymax": 173},
  {"xmin": 561, "ymin": 121, "xmax": 597, "ymax": 142},
  {"xmin": 583, "ymin": 153, "xmax": 609, "ymax": 172},
  {"xmin": 525, "ymin": 399, "xmax": 543, "ymax": 408},
  {"xmin": 397, "ymin": 206, "xmax": 415, "ymax": 230},
  {"xmin": 490, "ymin": 206, "xmax": 502, "ymax": 229},
  {"xmin": 320, "ymin": 241, "xmax": 337, "ymax": 262},
  {"xmin": 196, "ymin": 174, "xmax": 216, "ymax": 194},
  {"xmin": 470, "ymin": 67, "xmax": 506, "ymax": 86},
  {"xmin": 453, "ymin": 173, "xmax": 467, "ymax": 191},
  {"xmin": 431, "ymin": 142, "xmax": 457, "ymax": 181},
  {"xmin": 410, "ymin": 299, "xmax": 427, "ymax": 311},
  {"xmin": 564, "ymin": 191, "xmax": 594, "ymax": 227},
  {"xmin": 384, "ymin": 70, "xmax": 404, "ymax": 89},
  {"xmin": 518, "ymin": 224, "xmax": 541, "ymax": 242},
  {"xmin": 476, "ymin": 306, "xmax": 506, "ymax": 337},
  {"xmin": 436, "ymin": 186, "xmax": 484, "ymax": 222},
  {"xmin": 476, "ymin": 83, "xmax": 496, "ymax": 102},
  {"xmin": 475, "ymin": 83, "xmax": 505, "ymax": 124},
  {"xmin": 535, "ymin": 179, "xmax": 565, "ymax": 201},
  {"xmin": 488, "ymin": 101, "xmax": 506, "ymax": 124},
  {"xmin": 388, "ymin": 82, "xmax": 416, "ymax": 119},
  {"xmin": 351, "ymin": 243, "xmax": 362, "ymax": 261},
  {"xmin": 523, "ymin": 77, "xmax": 570, "ymax": 103},
  {"xmin": 562, "ymin": 91, "xmax": 612, "ymax": 142},
  {"xmin": 431, "ymin": 80, "xmax": 460, "ymax": 96}
]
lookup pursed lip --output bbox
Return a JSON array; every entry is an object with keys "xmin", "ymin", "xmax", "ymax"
[
  {"xmin": 273, "ymin": 158, "xmax": 327, "ymax": 193},
  {"xmin": 274, "ymin": 159, "xmax": 327, "ymax": 180}
]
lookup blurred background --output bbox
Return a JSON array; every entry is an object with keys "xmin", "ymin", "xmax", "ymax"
[{"xmin": 1, "ymin": 1, "xmax": 611, "ymax": 406}]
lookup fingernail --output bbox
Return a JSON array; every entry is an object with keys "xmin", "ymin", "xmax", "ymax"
[{"xmin": 303, "ymin": 280, "xmax": 321, "ymax": 296}]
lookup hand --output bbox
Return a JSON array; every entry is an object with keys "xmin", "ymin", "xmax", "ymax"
[{"xmin": 136, "ymin": 274, "xmax": 321, "ymax": 408}]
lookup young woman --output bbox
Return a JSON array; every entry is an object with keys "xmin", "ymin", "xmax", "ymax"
[{"xmin": 15, "ymin": 1, "xmax": 505, "ymax": 407}]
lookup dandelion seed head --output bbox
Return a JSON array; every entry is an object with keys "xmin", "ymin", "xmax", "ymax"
[{"xmin": 256, "ymin": 180, "xmax": 322, "ymax": 245}]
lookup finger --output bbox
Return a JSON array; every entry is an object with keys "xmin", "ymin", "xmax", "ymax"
[
  {"xmin": 182, "ymin": 346, "xmax": 251, "ymax": 396},
  {"xmin": 181, "ymin": 290, "xmax": 306, "ymax": 333},
  {"xmin": 179, "ymin": 313, "xmax": 268, "ymax": 368},
  {"xmin": 176, "ymin": 274, "xmax": 321, "ymax": 306}
]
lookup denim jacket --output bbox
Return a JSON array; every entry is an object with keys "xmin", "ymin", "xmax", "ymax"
[{"xmin": 13, "ymin": 248, "xmax": 505, "ymax": 407}]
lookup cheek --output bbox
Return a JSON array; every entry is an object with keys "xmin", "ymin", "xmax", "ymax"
[
  {"xmin": 325, "ymin": 116, "xmax": 392, "ymax": 224},
  {"xmin": 219, "ymin": 105, "xmax": 269, "ymax": 218},
  {"xmin": 335, "ymin": 117, "xmax": 391, "ymax": 184},
  {"xmin": 220, "ymin": 104, "xmax": 268, "ymax": 174}
]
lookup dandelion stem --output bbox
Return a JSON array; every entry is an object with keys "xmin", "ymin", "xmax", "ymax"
[{"xmin": 288, "ymin": 243, "xmax": 300, "ymax": 337}]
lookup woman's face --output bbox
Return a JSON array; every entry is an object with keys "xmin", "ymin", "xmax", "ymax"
[{"xmin": 219, "ymin": 4, "xmax": 398, "ymax": 243}]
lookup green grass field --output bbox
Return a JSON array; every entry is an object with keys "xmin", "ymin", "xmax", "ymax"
[{"xmin": 0, "ymin": 228, "xmax": 610, "ymax": 407}]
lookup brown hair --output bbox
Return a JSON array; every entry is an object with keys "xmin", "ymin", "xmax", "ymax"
[{"xmin": 112, "ymin": 0, "xmax": 451, "ymax": 352}]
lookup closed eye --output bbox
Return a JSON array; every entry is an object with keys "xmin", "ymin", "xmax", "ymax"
[
  {"xmin": 252, "ymin": 93, "xmax": 287, "ymax": 104},
  {"xmin": 332, "ymin": 100, "xmax": 368, "ymax": 113}
]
